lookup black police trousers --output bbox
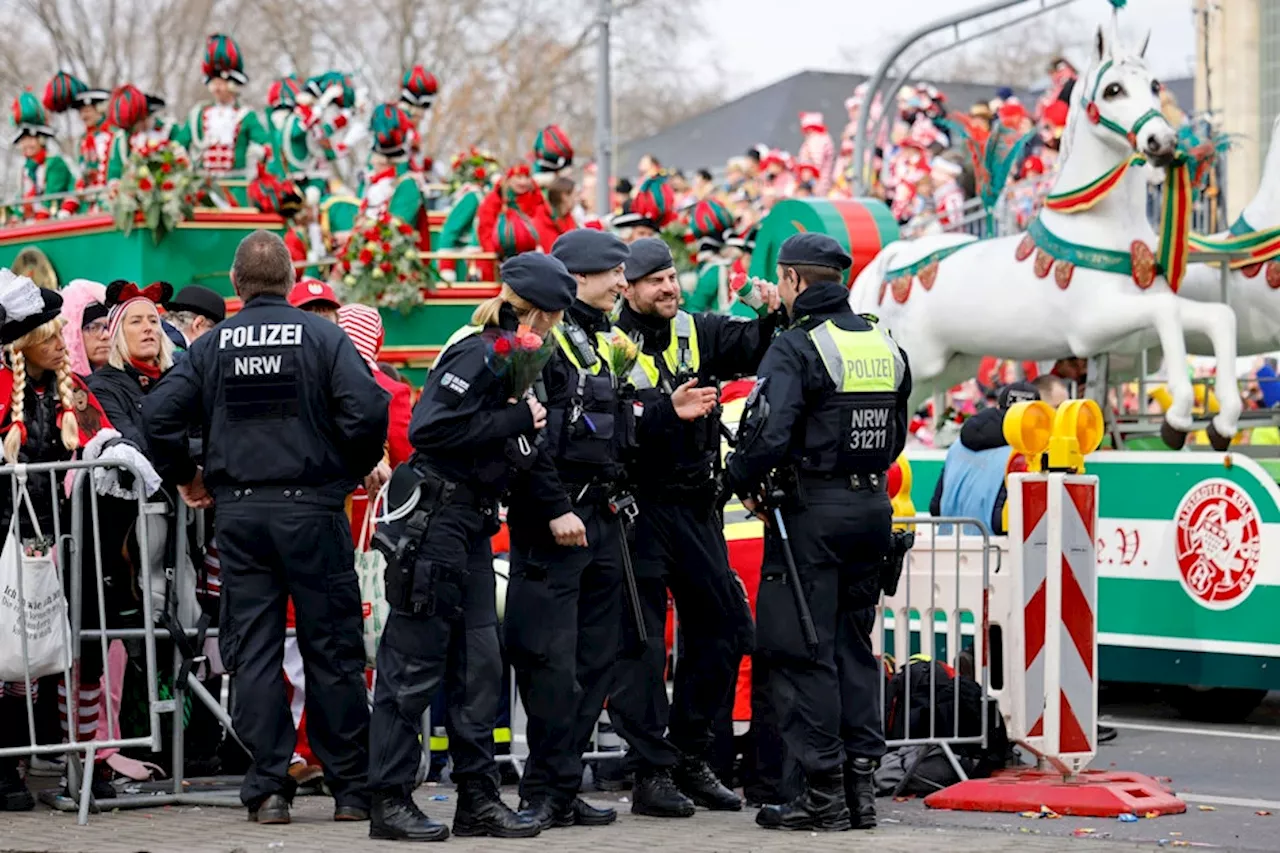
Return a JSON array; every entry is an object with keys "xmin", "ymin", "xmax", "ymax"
[
  {"xmin": 755, "ymin": 483, "xmax": 892, "ymax": 776},
  {"xmin": 608, "ymin": 498, "xmax": 752, "ymax": 771},
  {"xmin": 368, "ymin": 503, "xmax": 503, "ymax": 793},
  {"xmin": 216, "ymin": 498, "xmax": 370, "ymax": 810},
  {"xmin": 505, "ymin": 501, "xmax": 623, "ymax": 803}
]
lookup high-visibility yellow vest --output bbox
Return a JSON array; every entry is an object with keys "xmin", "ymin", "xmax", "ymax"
[{"xmin": 627, "ymin": 311, "xmax": 699, "ymax": 391}]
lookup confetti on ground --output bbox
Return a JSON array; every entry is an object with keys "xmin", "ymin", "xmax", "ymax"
[
  {"xmin": 1146, "ymin": 810, "xmax": 1162, "ymax": 818},
  {"xmin": 428, "ymin": 795, "xmax": 449, "ymax": 801},
  {"xmin": 1118, "ymin": 813, "xmax": 1139, "ymax": 822},
  {"xmin": 893, "ymin": 796, "xmax": 914, "ymax": 802},
  {"xmin": 1039, "ymin": 805, "xmax": 1061, "ymax": 818},
  {"xmin": 1073, "ymin": 828, "xmax": 1096, "ymax": 837},
  {"xmin": 1257, "ymin": 810, "xmax": 1272, "ymax": 816},
  {"xmin": 1020, "ymin": 811, "xmax": 1040, "ymax": 818},
  {"xmin": 1197, "ymin": 805, "xmax": 1216, "ymax": 812},
  {"xmin": 1170, "ymin": 832, "xmax": 1182, "ymax": 837}
]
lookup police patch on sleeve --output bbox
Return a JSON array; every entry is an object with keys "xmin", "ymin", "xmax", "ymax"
[{"xmin": 441, "ymin": 372, "xmax": 470, "ymax": 396}]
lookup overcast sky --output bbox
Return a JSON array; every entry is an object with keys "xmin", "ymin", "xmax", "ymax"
[{"xmin": 695, "ymin": 0, "xmax": 1198, "ymax": 98}]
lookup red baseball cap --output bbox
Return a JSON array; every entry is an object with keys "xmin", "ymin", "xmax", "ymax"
[{"xmin": 289, "ymin": 278, "xmax": 341, "ymax": 310}]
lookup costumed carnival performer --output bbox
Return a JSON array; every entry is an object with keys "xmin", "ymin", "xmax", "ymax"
[
  {"xmin": 10, "ymin": 93, "xmax": 76, "ymax": 220},
  {"xmin": 42, "ymin": 71, "xmax": 113, "ymax": 208}
]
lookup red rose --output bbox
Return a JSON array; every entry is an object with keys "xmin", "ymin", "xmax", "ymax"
[
  {"xmin": 138, "ymin": 177, "xmax": 153, "ymax": 191},
  {"xmin": 358, "ymin": 249, "xmax": 374, "ymax": 264},
  {"xmin": 515, "ymin": 332, "xmax": 543, "ymax": 350},
  {"xmin": 161, "ymin": 180, "xmax": 174, "ymax": 191},
  {"xmin": 399, "ymin": 223, "xmax": 414, "ymax": 236},
  {"xmin": 381, "ymin": 241, "xmax": 392, "ymax": 253},
  {"xmin": 364, "ymin": 228, "xmax": 379, "ymax": 241},
  {"xmin": 493, "ymin": 336, "xmax": 513, "ymax": 356},
  {"xmin": 342, "ymin": 259, "xmax": 351, "ymax": 271},
  {"xmin": 380, "ymin": 261, "xmax": 393, "ymax": 273},
  {"xmin": 160, "ymin": 162, "xmax": 172, "ymax": 174},
  {"xmin": 474, "ymin": 167, "xmax": 486, "ymax": 181}
]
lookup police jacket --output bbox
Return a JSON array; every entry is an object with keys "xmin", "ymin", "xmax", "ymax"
[
  {"xmin": 141, "ymin": 293, "xmax": 390, "ymax": 507},
  {"xmin": 88, "ymin": 362, "xmax": 166, "ymax": 458},
  {"xmin": 407, "ymin": 304, "xmax": 540, "ymax": 499},
  {"xmin": 726, "ymin": 281, "xmax": 912, "ymax": 498},
  {"xmin": 510, "ymin": 300, "xmax": 632, "ymax": 523},
  {"xmin": 615, "ymin": 301, "xmax": 780, "ymax": 494}
]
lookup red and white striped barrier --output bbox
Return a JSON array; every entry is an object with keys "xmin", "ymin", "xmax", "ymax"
[{"xmin": 1007, "ymin": 472, "xmax": 1100, "ymax": 775}]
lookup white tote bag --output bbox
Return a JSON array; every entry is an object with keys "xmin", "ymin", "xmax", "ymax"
[
  {"xmin": 0, "ymin": 487, "xmax": 73, "ymax": 682},
  {"xmin": 355, "ymin": 504, "xmax": 389, "ymax": 668}
]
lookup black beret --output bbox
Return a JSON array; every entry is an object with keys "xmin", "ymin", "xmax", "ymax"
[
  {"xmin": 623, "ymin": 237, "xmax": 674, "ymax": 282},
  {"xmin": 998, "ymin": 381, "xmax": 1040, "ymax": 410},
  {"xmin": 776, "ymin": 233, "xmax": 852, "ymax": 271},
  {"xmin": 81, "ymin": 301, "xmax": 108, "ymax": 328},
  {"xmin": 166, "ymin": 284, "xmax": 227, "ymax": 323},
  {"xmin": 551, "ymin": 229, "xmax": 630, "ymax": 274},
  {"xmin": 500, "ymin": 253, "xmax": 576, "ymax": 312}
]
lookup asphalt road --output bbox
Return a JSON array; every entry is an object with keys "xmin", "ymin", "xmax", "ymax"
[{"xmin": 889, "ymin": 688, "xmax": 1280, "ymax": 851}]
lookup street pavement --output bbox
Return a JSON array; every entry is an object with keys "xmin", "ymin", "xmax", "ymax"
[{"xmin": 3, "ymin": 688, "xmax": 1277, "ymax": 852}]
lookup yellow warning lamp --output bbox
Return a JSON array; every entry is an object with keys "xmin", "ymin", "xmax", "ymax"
[
  {"xmin": 1047, "ymin": 399, "xmax": 1104, "ymax": 474},
  {"xmin": 1002, "ymin": 401, "xmax": 1056, "ymax": 473}
]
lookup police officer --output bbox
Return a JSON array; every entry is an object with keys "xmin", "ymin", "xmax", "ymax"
[
  {"xmin": 726, "ymin": 233, "xmax": 912, "ymax": 832},
  {"xmin": 502, "ymin": 229, "xmax": 633, "ymax": 829},
  {"xmin": 365, "ymin": 254, "xmax": 577, "ymax": 843},
  {"xmin": 608, "ymin": 237, "xmax": 781, "ymax": 817},
  {"xmin": 143, "ymin": 230, "xmax": 390, "ymax": 825}
]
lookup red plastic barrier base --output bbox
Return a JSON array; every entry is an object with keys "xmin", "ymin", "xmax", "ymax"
[{"xmin": 924, "ymin": 769, "xmax": 1187, "ymax": 817}]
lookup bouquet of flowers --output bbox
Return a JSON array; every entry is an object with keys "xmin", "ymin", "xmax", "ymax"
[
  {"xmin": 605, "ymin": 329, "xmax": 642, "ymax": 382},
  {"xmin": 111, "ymin": 139, "xmax": 205, "ymax": 243},
  {"xmin": 485, "ymin": 325, "xmax": 556, "ymax": 399},
  {"xmin": 337, "ymin": 212, "xmax": 427, "ymax": 313},
  {"xmin": 449, "ymin": 146, "xmax": 499, "ymax": 193}
]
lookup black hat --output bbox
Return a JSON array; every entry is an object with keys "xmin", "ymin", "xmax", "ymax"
[
  {"xmin": 623, "ymin": 238, "xmax": 674, "ymax": 282},
  {"xmin": 500, "ymin": 253, "xmax": 576, "ymax": 312},
  {"xmin": 166, "ymin": 284, "xmax": 226, "ymax": 324},
  {"xmin": 81, "ymin": 301, "xmax": 108, "ymax": 328},
  {"xmin": 777, "ymin": 233, "xmax": 852, "ymax": 272},
  {"xmin": 551, "ymin": 229, "xmax": 630, "ymax": 275},
  {"xmin": 0, "ymin": 287, "xmax": 64, "ymax": 345},
  {"xmin": 145, "ymin": 93, "xmax": 166, "ymax": 115},
  {"xmin": 998, "ymin": 381, "xmax": 1040, "ymax": 410},
  {"xmin": 610, "ymin": 209, "xmax": 658, "ymax": 232}
]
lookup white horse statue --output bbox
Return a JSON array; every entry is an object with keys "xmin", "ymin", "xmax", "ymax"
[{"xmin": 849, "ymin": 22, "xmax": 1242, "ymax": 450}]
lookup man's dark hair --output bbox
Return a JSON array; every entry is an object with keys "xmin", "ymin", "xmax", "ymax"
[
  {"xmin": 746, "ymin": 147, "xmax": 762, "ymax": 163},
  {"xmin": 696, "ymin": 168, "xmax": 713, "ymax": 183},
  {"xmin": 232, "ymin": 230, "xmax": 294, "ymax": 301},
  {"xmin": 781, "ymin": 263, "xmax": 844, "ymax": 287}
]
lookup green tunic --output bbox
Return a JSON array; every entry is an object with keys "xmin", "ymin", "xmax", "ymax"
[
  {"xmin": 22, "ymin": 154, "xmax": 74, "ymax": 217},
  {"xmin": 170, "ymin": 102, "xmax": 268, "ymax": 173},
  {"xmin": 685, "ymin": 260, "xmax": 728, "ymax": 314}
]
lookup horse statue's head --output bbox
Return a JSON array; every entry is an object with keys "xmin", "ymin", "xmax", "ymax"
[{"xmin": 1075, "ymin": 22, "xmax": 1178, "ymax": 168}]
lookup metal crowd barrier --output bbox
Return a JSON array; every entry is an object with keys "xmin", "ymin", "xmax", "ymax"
[
  {"xmin": 0, "ymin": 460, "xmax": 166, "ymax": 825},
  {"xmin": 875, "ymin": 516, "xmax": 997, "ymax": 794}
]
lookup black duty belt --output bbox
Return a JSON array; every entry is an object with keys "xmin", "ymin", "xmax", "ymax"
[
  {"xmin": 565, "ymin": 481, "xmax": 616, "ymax": 506},
  {"xmin": 798, "ymin": 471, "xmax": 887, "ymax": 492}
]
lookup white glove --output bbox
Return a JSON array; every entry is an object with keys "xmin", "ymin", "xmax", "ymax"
[{"xmin": 318, "ymin": 84, "xmax": 343, "ymax": 111}]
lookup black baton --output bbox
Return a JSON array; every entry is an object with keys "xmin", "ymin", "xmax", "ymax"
[
  {"xmin": 771, "ymin": 506, "xmax": 819, "ymax": 654},
  {"xmin": 610, "ymin": 494, "xmax": 649, "ymax": 645}
]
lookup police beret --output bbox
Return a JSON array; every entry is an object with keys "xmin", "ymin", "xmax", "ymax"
[
  {"xmin": 501, "ymin": 253, "xmax": 576, "ymax": 312},
  {"xmin": 777, "ymin": 233, "xmax": 852, "ymax": 271},
  {"xmin": 623, "ymin": 237, "xmax": 674, "ymax": 282},
  {"xmin": 551, "ymin": 229, "xmax": 630, "ymax": 274},
  {"xmin": 166, "ymin": 284, "xmax": 226, "ymax": 323},
  {"xmin": 998, "ymin": 381, "xmax": 1040, "ymax": 410}
]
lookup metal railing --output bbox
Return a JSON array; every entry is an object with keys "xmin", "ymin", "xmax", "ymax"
[
  {"xmin": 875, "ymin": 516, "xmax": 996, "ymax": 792},
  {"xmin": 0, "ymin": 459, "xmax": 167, "ymax": 825}
]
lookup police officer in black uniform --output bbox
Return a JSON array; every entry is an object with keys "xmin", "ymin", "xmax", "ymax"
[
  {"xmin": 502, "ymin": 229, "xmax": 633, "ymax": 829},
  {"xmin": 608, "ymin": 237, "xmax": 781, "ymax": 817},
  {"xmin": 726, "ymin": 233, "xmax": 912, "ymax": 832},
  {"xmin": 365, "ymin": 254, "xmax": 578, "ymax": 843},
  {"xmin": 143, "ymin": 230, "xmax": 389, "ymax": 825}
]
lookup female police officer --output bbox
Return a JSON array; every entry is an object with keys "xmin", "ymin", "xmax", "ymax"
[{"xmin": 367, "ymin": 253, "xmax": 576, "ymax": 843}]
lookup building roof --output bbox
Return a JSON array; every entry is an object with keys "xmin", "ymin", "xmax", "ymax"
[
  {"xmin": 617, "ymin": 70, "xmax": 1036, "ymax": 175},
  {"xmin": 617, "ymin": 70, "xmax": 1197, "ymax": 176}
]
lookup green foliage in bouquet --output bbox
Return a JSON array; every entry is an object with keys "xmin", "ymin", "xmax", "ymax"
[{"xmin": 111, "ymin": 140, "xmax": 206, "ymax": 244}]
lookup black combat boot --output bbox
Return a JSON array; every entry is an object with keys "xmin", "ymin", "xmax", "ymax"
[
  {"xmin": 755, "ymin": 768, "xmax": 851, "ymax": 832},
  {"xmin": 370, "ymin": 789, "xmax": 450, "ymax": 842},
  {"xmin": 452, "ymin": 777, "xmax": 541, "ymax": 838},
  {"xmin": 0, "ymin": 758, "xmax": 33, "ymax": 812},
  {"xmin": 674, "ymin": 757, "xmax": 743, "ymax": 811},
  {"xmin": 517, "ymin": 795, "xmax": 576, "ymax": 830},
  {"xmin": 631, "ymin": 767, "xmax": 696, "ymax": 817},
  {"xmin": 248, "ymin": 793, "xmax": 291, "ymax": 825},
  {"xmin": 844, "ymin": 758, "xmax": 877, "ymax": 829}
]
